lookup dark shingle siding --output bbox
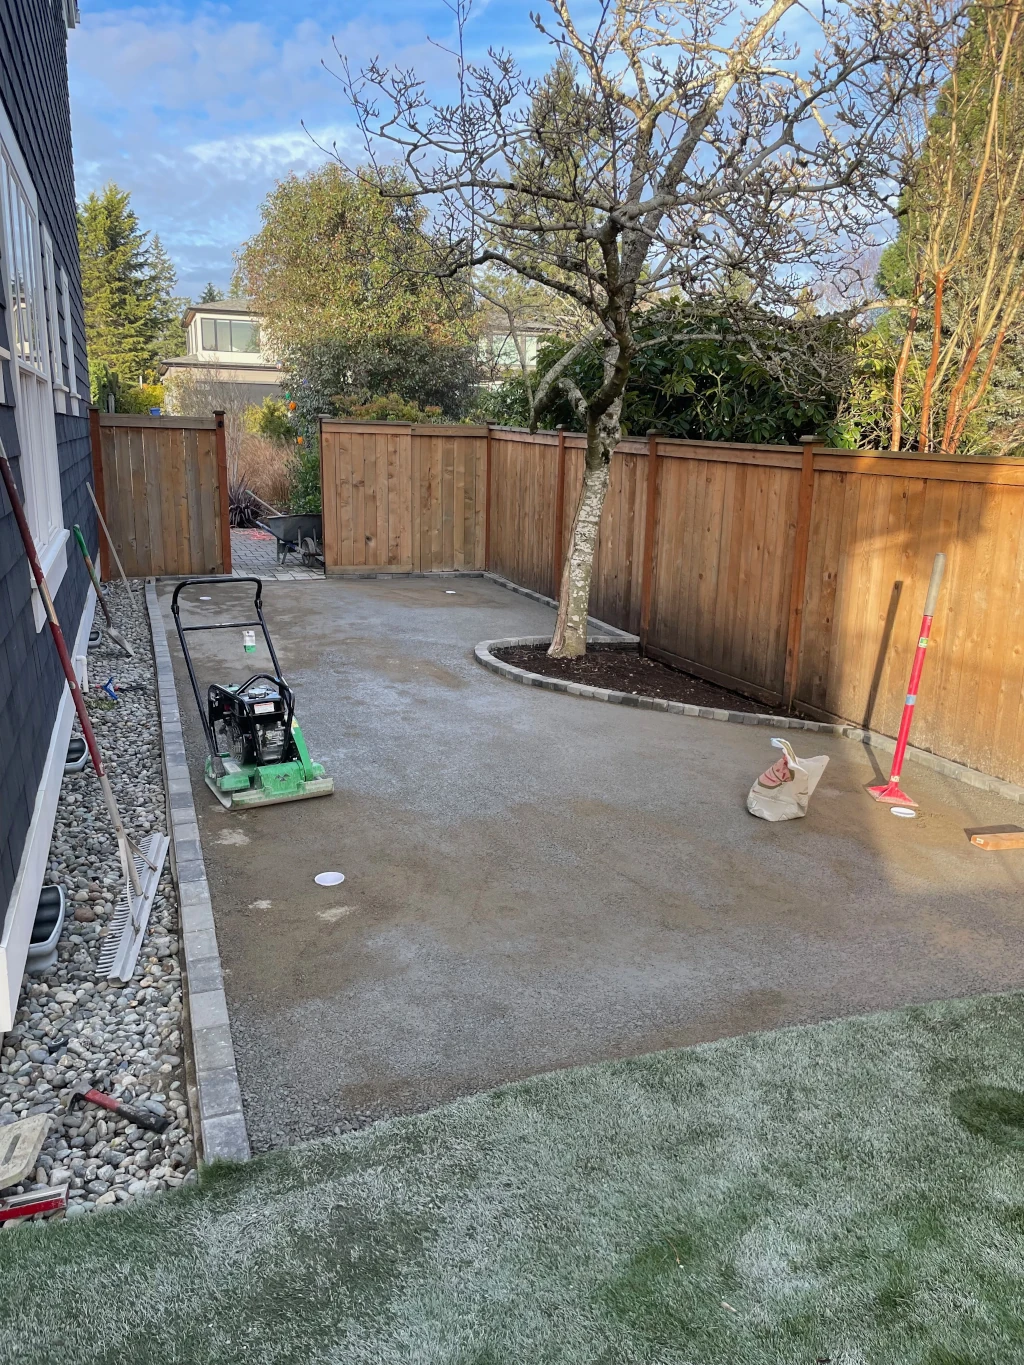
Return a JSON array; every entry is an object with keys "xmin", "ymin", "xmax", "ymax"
[{"xmin": 0, "ymin": 1, "xmax": 92, "ymax": 926}]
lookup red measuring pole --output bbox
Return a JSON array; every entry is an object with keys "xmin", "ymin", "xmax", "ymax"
[{"xmin": 869, "ymin": 551, "xmax": 946, "ymax": 807}]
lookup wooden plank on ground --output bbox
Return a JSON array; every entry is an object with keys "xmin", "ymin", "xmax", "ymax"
[{"xmin": 970, "ymin": 831, "xmax": 1024, "ymax": 850}]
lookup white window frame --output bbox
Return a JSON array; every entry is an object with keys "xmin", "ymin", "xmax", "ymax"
[
  {"xmin": 42, "ymin": 228, "xmax": 66, "ymax": 414},
  {"xmin": 59, "ymin": 268, "xmax": 81, "ymax": 415},
  {"xmin": 0, "ymin": 102, "xmax": 67, "ymax": 630}
]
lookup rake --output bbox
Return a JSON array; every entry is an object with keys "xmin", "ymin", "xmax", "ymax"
[{"xmin": 0, "ymin": 447, "xmax": 168, "ymax": 981}]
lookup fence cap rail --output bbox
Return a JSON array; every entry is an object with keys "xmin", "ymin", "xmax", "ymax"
[
  {"xmin": 321, "ymin": 419, "xmax": 490, "ymax": 436},
  {"xmin": 317, "ymin": 416, "xmax": 1024, "ymax": 474},
  {"xmin": 97, "ymin": 412, "xmax": 218, "ymax": 430}
]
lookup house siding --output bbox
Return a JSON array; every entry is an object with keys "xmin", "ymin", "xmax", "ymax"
[{"xmin": 0, "ymin": 0, "xmax": 92, "ymax": 928}]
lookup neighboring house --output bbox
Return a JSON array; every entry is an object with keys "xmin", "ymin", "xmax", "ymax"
[
  {"xmin": 477, "ymin": 311, "xmax": 560, "ymax": 385},
  {"xmin": 0, "ymin": 1, "xmax": 95, "ymax": 1029},
  {"xmin": 160, "ymin": 299, "xmax": 282, "ymax": 408}
]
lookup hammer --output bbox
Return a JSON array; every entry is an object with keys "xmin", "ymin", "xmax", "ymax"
[{"xmin": 69, "ymin": 1083, "xmax": 171, "ymax": 1134}]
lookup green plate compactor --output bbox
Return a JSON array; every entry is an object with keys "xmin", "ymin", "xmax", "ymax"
[{"xmin": 171, "ymin": 576, "xmax": 333, "ymax": 810}]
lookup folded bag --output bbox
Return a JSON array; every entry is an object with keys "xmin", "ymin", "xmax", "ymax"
[{"xmin": 747, "ymin": 736, "xmax": 829, "ymax": 822}]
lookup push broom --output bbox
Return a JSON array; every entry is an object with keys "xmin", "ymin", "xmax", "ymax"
[{"xmin": 0, "ymin": 445, "xmax": 168, "ymax": 980}]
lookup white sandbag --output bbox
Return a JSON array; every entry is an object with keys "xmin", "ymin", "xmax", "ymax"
[{"xmin": 746, "ymin": 737, "xmax": 829, "ymax": 822}]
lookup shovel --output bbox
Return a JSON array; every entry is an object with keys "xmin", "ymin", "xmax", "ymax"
[{"xmin": 73, "ymin": 524, "xmax": 134, "ymax": 658}]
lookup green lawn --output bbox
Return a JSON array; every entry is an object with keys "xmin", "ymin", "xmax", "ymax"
[{"xmin": 4, "ymin": 993, "xmax": 1024, "ymax": 1365}]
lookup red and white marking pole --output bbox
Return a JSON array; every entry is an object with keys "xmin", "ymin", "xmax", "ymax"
[{"xmin": 869, "ymin": 551, "xmax": 946, "ymax": 807}]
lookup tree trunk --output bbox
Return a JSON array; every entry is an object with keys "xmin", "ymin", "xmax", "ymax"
[
  {"xmin": 548, "ymin": 448, "xmax": 612, "ymax": 659},
  {"xmin": 890, "ymin": 276, "xmax": 921, "ymax": 451},
  {"xmin": 918, "ymin": 271, "xmax": 945, "ymax": 451}
]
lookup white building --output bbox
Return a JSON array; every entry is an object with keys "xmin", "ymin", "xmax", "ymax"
[{"xmin": 160, "ymin": 299, "xmax": 282, "ymax": 408}]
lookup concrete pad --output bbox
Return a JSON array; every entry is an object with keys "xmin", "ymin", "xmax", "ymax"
[{"xmin": 159, "ymin": 577, "xmax": 1024, "ymax": 1151}]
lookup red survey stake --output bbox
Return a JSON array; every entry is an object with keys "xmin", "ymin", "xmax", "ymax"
[{"xmin": 869, "ymin": 552, "xmax": 946, "ymax": 807}]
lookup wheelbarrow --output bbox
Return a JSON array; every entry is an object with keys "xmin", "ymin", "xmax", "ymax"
[{"xmin": 257, "ymin": 514, "xmax": 324, "ymax": 568}]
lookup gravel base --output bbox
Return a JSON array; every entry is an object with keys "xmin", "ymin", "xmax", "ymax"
[{"xmin": 0, "ymin": 583, "xmax": 195, "ymax": 1221}]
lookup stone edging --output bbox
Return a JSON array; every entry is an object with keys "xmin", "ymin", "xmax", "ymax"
[
  {"xmin": 146, "ymin": 579, "xmax": 251, "ymax": 1162},
  {"xmin": 476, "ymin": 636, "xmax": 1024, "ymax": 807}
]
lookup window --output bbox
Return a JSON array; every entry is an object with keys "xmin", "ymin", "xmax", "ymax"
[
  {"xmin": 59, "ymin": 268, "xmax": 80, "ymax": 415},
  {"xmin": 200, "ymin": 317, "xmax": 259, "ymax": 353},
  {"xmin": 41, "ymin": 229, "xmax": 65, "ymax": 413},
  {"xmin": 0, "ymin": 109, "xmax": 66, "ymax": 627}
]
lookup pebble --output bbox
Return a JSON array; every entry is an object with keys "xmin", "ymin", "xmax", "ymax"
[{"xmin": 0, "ymin": 584, "xmax": 194, "ymax": 1220}]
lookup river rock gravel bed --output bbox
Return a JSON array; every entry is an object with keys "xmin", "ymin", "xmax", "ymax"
[{"xmin": 0, "ymin": 583, "xmax": 195, "ymax": 1221}]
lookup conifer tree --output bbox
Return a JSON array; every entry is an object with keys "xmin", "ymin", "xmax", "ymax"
[{"xmin": 77, "ymin": 183, "xmax": 185, "ymax": 398}]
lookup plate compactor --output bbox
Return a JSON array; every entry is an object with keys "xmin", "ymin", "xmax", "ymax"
[{"xmin": 171, "ymin": 576, "xmax": 333, "ymax": 810}]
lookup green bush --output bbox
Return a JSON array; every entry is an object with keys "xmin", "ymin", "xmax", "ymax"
[
  {"xmin": 341, "ymin": 393, "xmax": 444, "ymax": 423},
  {"xmin": 245, "ymin": 397, "xmax": 293, "ymax": 441},
  {"xmin": 114, "ymin": 381, "xmax": 165, "ymax": 414},
  {"xmin": 484, "ymin": 303, "xmax": 855, "ymax": 446},
  {"xmin": 287, "ymin": 438, "xmax": 322, "ymax": 515}
]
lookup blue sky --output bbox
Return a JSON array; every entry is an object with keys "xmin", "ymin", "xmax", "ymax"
[{"xmin": 69, "ymin": 1, "xmax": 554, "ymax": 297}]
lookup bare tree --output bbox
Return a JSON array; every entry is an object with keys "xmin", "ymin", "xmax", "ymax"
[
  {"xmin": 338, "ymin": 0, "xmax": 962, "ymax": 656},
  {"xmin": 163, "ymin": 369, "xmax": 255, "ymax": 480}
]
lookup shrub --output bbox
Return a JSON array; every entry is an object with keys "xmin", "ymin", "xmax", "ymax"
[
  {"xmin": 287, "ymin": 438, "xmax": 322, "ymax": 515},
  {"xmin": 341, "ymin": 393, "xmax": 444, "ymax": 423},
  {"xmin": 244, "ymin": 397, "xmax": 293, "ymax": 441}
]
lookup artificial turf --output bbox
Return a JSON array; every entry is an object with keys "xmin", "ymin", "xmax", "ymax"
[{"xmin": 3, "ymin": 993, "xmax": 1024, "ymax": 1365}]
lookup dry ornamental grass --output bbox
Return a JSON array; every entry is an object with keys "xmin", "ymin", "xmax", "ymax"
[{"xmin": 237, "ymin": 434, "xmax": 292, "ymax": 511}]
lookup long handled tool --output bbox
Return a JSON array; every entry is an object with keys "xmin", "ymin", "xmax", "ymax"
[
  {"xmin": 72, "ymin": 524, "xmax": 133, "ymax": 658},
  {"xmin": 86, "ymin": 480, "xmax": 137, "ymax": 611},
  {"xmin": 869, "ymin": 552, "xmax": 947, "ymax": 807},
  {"xmin": 0, "ymin": 447, "xmax": 167, "ymax": 979}
]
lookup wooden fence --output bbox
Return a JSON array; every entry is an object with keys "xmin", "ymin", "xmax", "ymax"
[
  {"xmin": 90, "ymin": 410, "xmax": 231, "ymax": 578},
  {"xmin": 320, "ymin": 422, "xmax": 488, "ymax": 573},
  {"xmin": 320, "ymin": 419, "xmax": 1024, "ymax": 787}
]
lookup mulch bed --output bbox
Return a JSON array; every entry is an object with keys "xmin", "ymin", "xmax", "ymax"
[{"xmin": 495, "ymin": 643, "xmax": 792, "ymax": 717}]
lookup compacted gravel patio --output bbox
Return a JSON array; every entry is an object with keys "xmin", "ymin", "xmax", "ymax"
[{"xmin": 159, "ymin": 574, "xmax": 1024, "ymax": 1152}]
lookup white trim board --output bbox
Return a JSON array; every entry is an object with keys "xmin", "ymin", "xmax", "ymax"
[{"xmin": 0, "ymin": 589, "xmax": 95, "ymax": 1032}]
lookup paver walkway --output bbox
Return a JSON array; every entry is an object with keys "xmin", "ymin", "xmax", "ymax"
[
  {"xmin": 159, "ymin": 576, "xmax": 1024, "ymax": 1150},
  {"xmin": 230, "ymin": 527, "xmax": 321, "ymax": 581}
]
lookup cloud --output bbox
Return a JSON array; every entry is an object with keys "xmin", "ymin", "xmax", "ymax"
[{"xmin": 67, "ymin": 4, "xmax": 453, "ymax": 293}]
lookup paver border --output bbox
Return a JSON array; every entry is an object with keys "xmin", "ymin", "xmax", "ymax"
[
  {"xmin": 146, "ymin": 578, "xmax": 251, "ymax": 1163},
  {"xmin": 476, "ymin": 635, "xmax": 1024, "ymax": 807}
]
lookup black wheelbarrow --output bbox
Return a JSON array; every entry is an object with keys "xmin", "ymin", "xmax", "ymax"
[{"xmin": 257, "ymin": 514, "xmax": 324, "ymax": 568}]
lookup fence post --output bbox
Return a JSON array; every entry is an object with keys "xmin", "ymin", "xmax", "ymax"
[
  {"xmin": 88, "ymin": 406, "xmax": 110, "ymax": 581},
  {"xmin": 782, "ymin": 434, "xmax": 817, "ymax": 709},
  {"xmin": 484, "ymin": 423, "xmax": 493, "ymax": 571},
  {"xmin": 213, "ymin": 410, "xmax": 232, "ymax": 575},
  {"xmin": 639, "ymin": 430, "xmax": 660, "ymax": 655},
  {"xmin": 552, "ymin": 425, "xmax": 567, "ymax": 598}
]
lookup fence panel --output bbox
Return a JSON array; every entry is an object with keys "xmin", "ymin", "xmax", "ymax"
[
  {"xmin": 646, "ymin": 444, "xmax": 801, "ymax": 702},
  {"xmin": 489, "ymin": 430, "xmax": 560, "ymax": 595},
  {"xmin": 91, "ymin": 412, "xmax": 228, "ymax": 578},
  {"xmin": 321, "ymin": 422, "xmax": 487, "ymax": 573},
  {"xmin": 795, "ymin": 456, "xmax": 1024, "ymax": 783}
]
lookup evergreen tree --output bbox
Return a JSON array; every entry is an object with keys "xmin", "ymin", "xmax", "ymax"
[
  {"xmin": 78, "ymin": 183, "xmax": 184, "ymax": 398},
  {"xmin": 150, "ymin": 235, "xmax": 188, "ymax": 359},
  {"xmin": 199, "ymin": 282, "xmax": 224, "ymax": 303}
]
